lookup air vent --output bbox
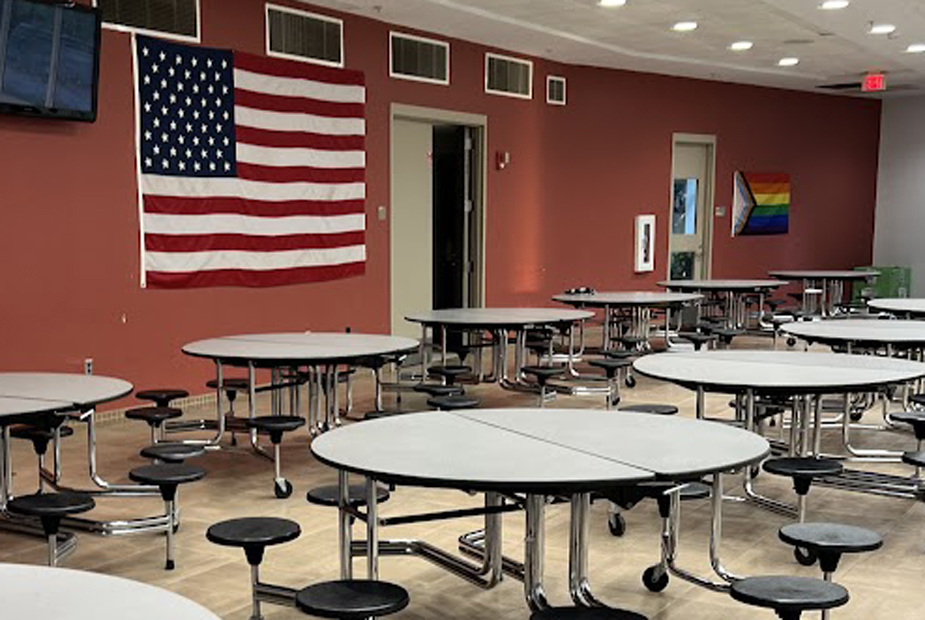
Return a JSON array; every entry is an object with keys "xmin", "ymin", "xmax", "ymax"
[
  {"xmin": 485, "ymin": 53, "xmax": 533, "ymax": 99},
  {"xmin": 266, "ymin": 4, "xmax": 343, "ymax": 68},
  {"xmin": 390, "ymin": 32, "xmax": 449, "ymax": 85},
  {"xmin": 547, "ymin": 75, "xmax": 566, "ymax": 105},
  {"xmin": 96, "ymin": 0, "xmax": 199, "ymax": 40},
  {"xmin": 817, "ymin": 82, "xmax": 863, "ymax": 91}
]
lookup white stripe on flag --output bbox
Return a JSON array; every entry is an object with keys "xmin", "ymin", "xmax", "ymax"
[
  {"xmin": 234, "ymin": 68, "xmax": 366, "ymax": 104},
  {"xmin": 144, "ymin": 212, "xmax": 365, "ymax": 236},
  {"xmin": 141, "ymin": 175, "xmax": 366, "ymax": 201},
  {"xmin": 235, "ymin": 106, "xmax": 365, "ymax": 136},
  {"xmin": 146, "ymin": 245, "xmax": 367, "ymax": 273},
  {"xmin": 236, "ymin": 143, "xmax": 365, "ymax": 169}
]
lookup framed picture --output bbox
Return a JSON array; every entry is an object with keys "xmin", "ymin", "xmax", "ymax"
[{"xmin": 635, "ymin": 215, "xmax": 655, "ymax": 273}]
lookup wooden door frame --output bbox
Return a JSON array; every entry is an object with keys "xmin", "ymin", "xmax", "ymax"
[
  {"xmin": 669, "ymin": 133, "xmax": 717, "ymax": 279},
  {"xmin": 389, "ymin": 103, "xmax": 488, "ymax": 310}
]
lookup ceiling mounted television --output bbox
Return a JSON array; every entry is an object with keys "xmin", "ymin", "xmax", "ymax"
[{"xmin": 0, "ymin": 0, "xmax": 102, "ymax": 122}]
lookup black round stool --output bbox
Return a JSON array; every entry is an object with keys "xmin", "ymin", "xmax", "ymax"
[
  {"xmin": 588, "ymin": 358, "xmax": 632, "ymax": 409},
  {"xmin": 125, "ymin": 406, "xmax": 182, "ymax": 443},
  {"xmin": 306, "ymin": 484, "xmax": 391, "ymax": 508},
  {"xmin": 11, "ymin": 424, "xmax": 73, "ymax": 492},
  {"xmin": 427, "ymin": 364, "xmax": 472, "ymax": 386},
  {"xmin": 730, "ymin": 575, "xmax": 849, "ymax": 620},
  {"xmin": 763, "ymin": 457, "xmax": 843, "ymax": 525},
  {"xmin": 206, "ymin": 378, "xmax": 251, "ymax": 445},
  {"xmin": 247, "ymin": 416, "xmax": 306, "ymax": 498},
  {"xmin": 207, "ymin": 517, "xmax": 301, "ymax": 620},
  {"xmin": 891, "ymin": 411, "xmax": 925, "ymax": 475},
  {"xmin": 902, "ymin": 450, "xmax": 925, "ymax": 482},
  {"xmin": 779, "ymin": 523, "xmax": 881, "ymax": 620},
  {"xmin": 413, "ymin": 383, "xmax": 464, "ymax": 397},
  {"xmin": 426, "ymin": 395, "xmax": 480, "ymax": 411},
  {"xmin": 521, "ymin": 365, "xmax": 566, "ymax": 408},
  {"xmin": 618, "ymin": 404, "xmax": 678, "ymax": 416},
  {"xmin": 7, "ymin": 491, "xmax": 95, "ymax": 566},
  {"xmin": 296, "ymin": 580, "xmax": 409, "ymax": 619},
  {"xmin": 136, "ymin": 388, "xmax": 189, "ymax": 408},
  {"xmin": 129, "ymin": 463, "xmax": 206, "ymax": 569},
  {"xmin": 530, "ymin": 607, "xmax": 648, "ymax": 620},
  {"xmin": 140, "ymin": 442, "xmax": 206, "ymax": 463},
  {"xmin": 677, "ymin": 331, "xmax": 716, "ymax": 351}
]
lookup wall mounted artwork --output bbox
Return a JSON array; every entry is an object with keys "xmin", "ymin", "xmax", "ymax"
[
  {"xmin": 635, "ymin": 214, "xmax": 656, "ymax": 273},
  {"xmin": 732, "ymin": 172, "xmax": 790, "ymax": 236}
]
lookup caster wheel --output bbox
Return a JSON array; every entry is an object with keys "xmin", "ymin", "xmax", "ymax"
[
  {"xmin": 274, "ymin": 479, "xmax": 293, "ymax": 499},
  {"xmin": 850, "ymin": 411, "xmax": 863, "ymax": 422},
  {"xmin": 173, "ymin": 521, "xmax": 181, "ymax": 534},
  {"xmin": 625, "ymin": 375, "xmax": 637, "ymax": 389},
  {"xmin": 787, "ymin": 338, "xmax": 797, "ymax": 347},
  {"xmin": 642, "ymin": 565, "xmax": 669, "ymax": 592},
  {"xmin": 607, "ymin": 513, "xmax": 626, "ymax": 537},
  {"xmin": 230, "ymin": 433, "xmax": 238, "ymax": 447},
  {"xmin": 794, "ymin": 546, "xmax": 817, "ymax": 566},
  {"xmin": 609, "ymin": 396, "xmax": 621, "ymax": 408}
]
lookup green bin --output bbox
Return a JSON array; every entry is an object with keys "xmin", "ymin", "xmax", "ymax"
[{"xmin": 853, "ymin": 266, "xmax": 911, "ymax": 300}]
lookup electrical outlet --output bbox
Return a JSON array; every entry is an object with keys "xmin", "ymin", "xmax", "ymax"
[{"xmin": 84, "ymin": 358, "xmax": 93, "ymax": 375}]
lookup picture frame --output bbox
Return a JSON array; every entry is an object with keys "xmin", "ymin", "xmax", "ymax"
[{"xmin": 635, "ymin": 214, "xmax": 656, "ymax": 273}]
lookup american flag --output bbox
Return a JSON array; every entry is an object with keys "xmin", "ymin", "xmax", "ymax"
[{"xmin": 134, "ymin": 35, "xmax": 366, "ymax": 288}]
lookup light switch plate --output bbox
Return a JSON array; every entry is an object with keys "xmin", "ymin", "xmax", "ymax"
[{"xmin": 377, "ymin": 205, "xmax": 387, "ymax": 221}]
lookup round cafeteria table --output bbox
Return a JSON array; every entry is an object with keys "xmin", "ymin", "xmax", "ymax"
[
  {"xmin": 552, "ymin": 291, "xmax": 703, "ymax": 351},
  {"xmin": 0, "ymin": 563, "xmax": 220, "ymax": 619},
  {"xmin": 405, "ymin": 308, "xmax": 594, "ymax": 386},
  {"xmin": 634, "ymin": 350, "xmax": 925, "ymax": 507},
  {"xmin": 182, "ymin": 332, "xmax": 420, "ymax": 435},
  {"xmin": 311, "ymin": 408, "xmax": 769, "ymax": 610},
  {"xmin": 769, "ymin": 270, "xmax": 877, "ymax": 317},
  {"xmin": 782, "ymin": 319, "xmax": 925, "ymax": 353},
  {"xmin": 657, "ymin": 279, "xmax": 784, "ymax": 330},
  {"xmin": 869, "ymin": 298, "xmax": 925, "ymax": 318}
]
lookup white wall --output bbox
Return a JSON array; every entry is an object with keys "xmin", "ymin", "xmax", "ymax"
[{"xmin": 874, "ymin": 96, "xmax": 925, "ymax": 296}]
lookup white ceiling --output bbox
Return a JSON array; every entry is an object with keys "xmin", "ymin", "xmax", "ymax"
[{"xmin": 305, "ymin": 0, "xmax": 925, "ymax": 96}]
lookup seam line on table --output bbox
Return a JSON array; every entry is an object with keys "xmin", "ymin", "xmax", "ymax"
[{"xmin": 446, "ymin": 411, "xmax": 667, "ymax": 475}]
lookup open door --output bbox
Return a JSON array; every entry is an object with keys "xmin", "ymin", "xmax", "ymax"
[{"xmin": 668, "ymin": 136, "xmax": 715, "ymax": 280}]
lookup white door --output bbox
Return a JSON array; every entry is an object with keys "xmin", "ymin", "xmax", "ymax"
[
  {"xmin": 668, "ymin": 142, "xmax": 713, "ymax": 280},
  {"xmin": 390, "ymin": 119, "xmax": 433, "ymax": 337}
]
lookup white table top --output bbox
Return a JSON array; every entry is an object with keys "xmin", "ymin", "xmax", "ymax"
[
  {"xmin": 634, "ymin": 350, "xmax": 925, "ymax": 394},
  {"xmin": 311, "ymin": 409, "xmax": 769, "ymax": 491},
  {"xmin": 0, "ymin": 373, "xmax": 133, "ymax": 412},
  {"xmin": 405, "ymin": 308, "xmax": 594, "ymax": 328},
  {"xmin": 0, "ymin": 564, "xmax": 220, "ymax": 619},
  {"xmin": 769, "ymin": 270, "xmax": 877, "ymax": 280},
  {"xmin": 658, "ymin": 279, "xmax": 784, "ymax": 291},
  {"xmin": 552, "ymin": 291, "xmax": 703, "ymax": 307},
  {"xmin": 0, "ymin": 396, "xmax": 73, "ymax": 420},
  {"xmin": 182, "ymin": 332, "xmax": 419, "ymax": 364},
  {"xmin": 868, "ymin": 298, "xmax": 925, "ymax": 315},
  {"xmin": 782, "ymin": 319, "xmax": 925, "ymax": 345}
]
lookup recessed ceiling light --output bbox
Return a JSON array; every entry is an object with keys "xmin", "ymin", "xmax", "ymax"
[
  {"xmin": 672, "ymin": 21, "xmax": 698, "ymax": 32},
  {"xmin": 869, "ymin": 23, "xmax": 897, "ymax": 35},
  {"xmin": 598, "ymin": 0, "xmax": 627, "ymax": 6},
  {"xmin": 819, "ymin": 0, "xmax": 849, "ymax": 9},
  {"xmin": 729, "ymin": 41, "xmax": 754, "ymax": 51},
  {"xmin": 778, "ymin": 57, "xmax": 800, "ymax": 67},
  {"xmin": 907, "ymin": 43, "xmax": 925, "ymax": 53}
]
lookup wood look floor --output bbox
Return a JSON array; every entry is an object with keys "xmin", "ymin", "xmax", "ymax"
[{"xmin": 3, "ymin": 337, "xmax": 925, "ymax": 619}]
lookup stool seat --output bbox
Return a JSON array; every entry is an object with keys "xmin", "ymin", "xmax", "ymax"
[
  {"xmin": 677, "ymin": 332, "xmax": 715, "ymax": 343},
  {"xmin": 129, "ymin": 463, "xmax": 206, "ymax": 487},
  {"xmin": 125, "ymin": 406, "xmax": 183, "ymax": 425},
  {"xmin": 763, "ymin": 457, "xmax": 843, "ymax": 479},
  {"xmin": 7, "ymin": 491, "xmax": 95, "ymax": 518},
  {"xmin": 363, "ymin": 410, "xmax": 404, "ymax": 421},
  {"xmin": 603, "ymin": 350, "xmax": 637, "ymax": 360},
  {"xmin": 427, "ymin": 365, "xmax": 472, "ymax": 378},
  {"xmin": 295, "ymin": 580, "xmax": 410, "ymax": 619},
  {"xmin": 11, "ymin": 425, "xmax": 74, "ymax": 443},
  {"xmin": 714, "ymin": 328, "xmax": 744, "ymax": 339},
  {"xmin": 618, "ymin": 404, "xmax": 678, "ymax": 416},
  {"xmin": 521, "ymin": 365, "xmax": 567, "ymax": 380},
  {"xmin": 413, "ymin": 383, "xmax": 464, "ymax": 397},
  {"xmin": 891, "ymin": 411, "xmax": 925, "ymax": 440},
  {"xmin": 306, "ymin": 484, "xmax": 391, "ymax": 507},
  {"xmin": 206, "ymin": 378, "xmax": 251, "ymax": 391},
  {"xmin": 679, "ymin": 481, "xmax": 711, "ymax": 500},
  {"xmin": 910, "ymin": 393, "xmax": 925, "ymax": 407},
  {"xmin": 140, "ymin": 443, "xmax": 206, "ymax": 463},
  {"xmin": 589, "ymin": 358, "xmax": 633, "ymax": 373},
  {"xmin": 136, "ymin": 389, "xmax": 189, "ymax": 407},
  {"xmin": 246, "ymin": 415, "xmax": 306, "ymax": 434},
  {"xmin": 530, "ymin": 607, "xmax": 648, "ymax": 620},
  {"xmin": 207, "ymin": 517, "xmax": 301, "ymax": 549},
  {"xmin": 779, "ymin": 523, "xmax": 883, "ymax": 555},
  {"xmin": 901, "ymin": 450, "xmax": 925, "ymax": 468},
  {"xmin": 730, "ymin": 575, "xmax": 849, "ymax": 614},
  {"xmin": 427, "ymin": 395, "xmax": 480, "ymax": 410}
]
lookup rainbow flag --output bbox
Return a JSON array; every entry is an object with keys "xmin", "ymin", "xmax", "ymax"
[{"xmin": 732, "ymin": 172, "xmax": 790, "ymax": 236}]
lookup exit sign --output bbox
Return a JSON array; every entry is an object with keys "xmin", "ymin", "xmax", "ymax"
[{"xmin": 863, "ymin": 72, "xmax": 887, "ymax": 92}]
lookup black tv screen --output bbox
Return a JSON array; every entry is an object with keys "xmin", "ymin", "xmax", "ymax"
[{"xmin": 0, "ymin": 0, "xmax": 101, "ymax": 122}]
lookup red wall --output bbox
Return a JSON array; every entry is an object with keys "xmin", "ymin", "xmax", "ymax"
[{"xmin": 0, "ymin": 0, "xmax": 881, "ymax": 396}]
